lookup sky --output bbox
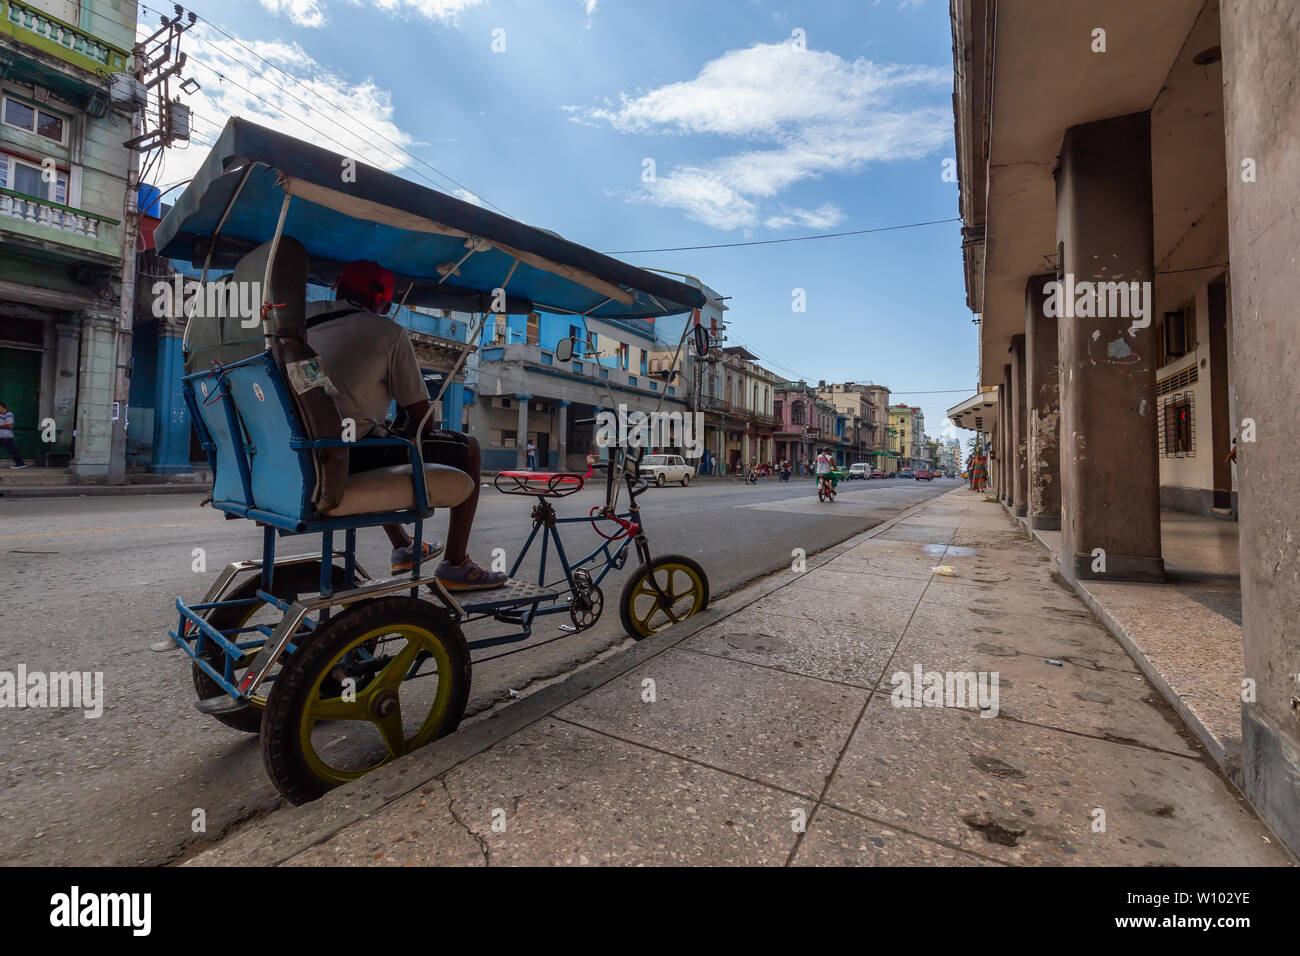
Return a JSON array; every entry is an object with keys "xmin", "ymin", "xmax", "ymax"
[{"xmin": 140, "ymin": 0, "xmax": 977, "ymax": 442}]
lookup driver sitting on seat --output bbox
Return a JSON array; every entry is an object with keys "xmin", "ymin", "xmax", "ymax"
[{"xmin": 305, "ymin": 260, "xmax": 506, "ymax": 591}]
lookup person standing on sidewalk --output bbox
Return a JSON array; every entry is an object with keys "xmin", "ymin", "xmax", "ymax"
[
  {"xmin": 0, "ymin": 401, "xmax": 27, "ymax": 469},
  {"xmin": 526, "ymin": 438, "xmax": 537, "ymax": 471}
]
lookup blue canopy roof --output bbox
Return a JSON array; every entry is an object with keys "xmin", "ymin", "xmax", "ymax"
[{"xmin": 154, "ymin": 118, "xmax": 705, "ymax": 320}]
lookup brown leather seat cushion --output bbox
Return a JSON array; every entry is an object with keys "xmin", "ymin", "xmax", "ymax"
[{"xmin": 323, "ymin": 463, "xmax": 475, "ymax": 517}]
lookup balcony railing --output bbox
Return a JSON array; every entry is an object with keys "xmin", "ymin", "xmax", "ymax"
[
  {"xmin": 0, "ymin": 188, "xmax": 118, "ymax": 240},
  {"xmin": 3, "ymin": 0, "xmax": 132, "ymax": 74},
  {"xmin": 698, "ymin": 394, "xmax": 777, "ymax": 424}
]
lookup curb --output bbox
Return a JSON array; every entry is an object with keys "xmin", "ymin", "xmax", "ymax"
[
  {"xmin": 186, "ymin": 489, "xmax": 946, "ymax": 865},
  {"xmin": 0, "ymin": 483, "xmax": 210, "ymax": 499},
  {"xmin": 1010, "ymin": 505, "xmax": 1237, "ymax": 780}
]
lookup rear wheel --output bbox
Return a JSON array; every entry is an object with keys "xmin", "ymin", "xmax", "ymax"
[
  {"xmin": 619, "ymin": 554, "xmax": 710, "ymax": 640},
  {"xmin": 656, "ymin": 473, "xmax": 666, "ymax": 487},
  {"xmin": 193, "ymin": 561, "xmax": 348, "ymax": 733},
  {"xmin": 681, "ymin": 473, "xmax": 690, "ymax": 487},
  {"xmin": 261, "ymin": 597, "xmax": 470, "ymax": 805}
]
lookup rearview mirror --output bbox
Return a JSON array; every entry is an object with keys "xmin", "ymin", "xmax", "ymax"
[
  {"xmin": 555, "ymin": 337, "xmax": 575, "ymax": 362},
  {"xmin": 692, "ymin": 324, "xmax": 710, "ymax": 357}
]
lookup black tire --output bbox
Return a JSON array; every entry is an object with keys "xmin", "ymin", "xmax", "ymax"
[
  {"xmin": 193, "ymin": 561, "xmax": 349, "ymax": 733},
  {"xmin": 656, "ymin": 473, "xmax": 666, "ymax": 487},
  {"xmin": 261, "ymin": 596, "xmax": 470, "ymax": 805},
  {"xmin": 681, "ymin": 473, "xmax": 690, "ymax": 487},
  {"xmin": 619, "ymin": 553, "xmax": 710, "ymax": 640}
]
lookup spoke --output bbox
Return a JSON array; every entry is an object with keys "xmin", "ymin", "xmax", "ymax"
[
  {"xmin": 372, "ymin": 703, "xmax": 406, "ymax": 757},
  {"xmin": 308, "ymin": 695, "xmax": 369, "ymax": 721},
  {"xmin": 373, "ymin": 637, "xmax": 424, "ymax": 692}
]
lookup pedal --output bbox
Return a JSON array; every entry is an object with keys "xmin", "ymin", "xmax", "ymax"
[{"xmin": 194, "ymin": 695, "xmax": 252, "ymax": 717}]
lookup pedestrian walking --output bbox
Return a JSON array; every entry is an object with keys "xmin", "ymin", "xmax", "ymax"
[{"xmin": 0, "ymin": 401, "xmax": 26, "ymax": 469}]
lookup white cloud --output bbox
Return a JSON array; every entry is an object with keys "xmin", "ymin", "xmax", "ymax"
[
  {"xmin": 150, "ymin": 25, "xmax": 417, "ymax": 187},
  {"xmin": 573, "ymin": 42, "xmax": 950, "ymax": 230},
  {"xmin": 257, "ymin": 0, "xmax": 327, "ymax": 27},
  {"xmin": 762, "ymin": 203, "xmax": 845, "ymax": 230},
  {"xmin": 453, "ymin": 188, "xmax": 483, "ymax": 205},
  {"xmin": 359, "ymin": 0, "xmax": 488, "ymax": 21},
  {"xmin": 256, "ymin": 0, "xmax": 488, "ymax": 27}
]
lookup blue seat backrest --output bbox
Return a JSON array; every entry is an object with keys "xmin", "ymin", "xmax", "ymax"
[
  {"xmin": 224, "ymin": 357, "xmax": 315, "ymax": 521},
  {"xmin": 187, "ymin": 366, "xmax": 250, "ymax": 511},
  {"xmin": 186, "ymin": 353, "xmax": 317, "ymax": 522}
]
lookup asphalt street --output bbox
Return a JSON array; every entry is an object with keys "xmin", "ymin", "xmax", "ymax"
[{"xmin": 0, "ymin": 474, "xmax": 958, "ymax": 865}]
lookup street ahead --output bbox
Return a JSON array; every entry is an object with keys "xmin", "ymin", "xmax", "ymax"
[{"xmin": 0, "ymin": 474, "xmax": 958, "ymax": 865}]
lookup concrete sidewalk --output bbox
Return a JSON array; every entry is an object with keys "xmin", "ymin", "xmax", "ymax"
[{"xmin": 191, "ymin": 489, "xmax": 1292, "ymax": 866}]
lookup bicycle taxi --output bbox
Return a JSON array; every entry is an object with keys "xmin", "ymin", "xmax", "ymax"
[{"xmin": 152, "ymin": 118, "xmax": 711, "ymax": 803}]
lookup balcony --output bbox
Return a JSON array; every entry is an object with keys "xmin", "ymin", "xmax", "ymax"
[
  {"xmin": 3, "ymin": 0, "xmax": 131, "ymax": 77},
  {"xmin": 699, "ymin": 394, "xmax": 777, "ymax": 424},
  {"xmin": 0, "ymin": 187, "xmax": 120, "ymax": 259}
]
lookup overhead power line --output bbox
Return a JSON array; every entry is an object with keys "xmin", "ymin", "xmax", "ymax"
[{"xmin": 605, "ymin": 218, "xmax": 962, "ymax": 254}]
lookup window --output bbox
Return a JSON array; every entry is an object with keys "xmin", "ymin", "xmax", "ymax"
[
  {"xmin": 1158, "ymin": 307, "xmax": 1197, "ymax": 365},
  {"xmin": 2, "ymin": 96, "xmax": 66, "ymax": 144},
  {"xmin": 792, "ymin": 402, "xmax": 806, "ymax": 425},
  {"xmin": 497, "ymin": 429, "xmax": 517, "ymax": 449},
  {"xmin": 619, "ymin": 342, "xmax": 629, "ymax": 370},
  {"xmin": 0, "ymin": 152, "xmax": 69, "ymax": 206},
  {"xmin": 1160, "ymin": 393, "xmax": 1195, "ymax": 457},
  {"xmin": 526, "ymin": 312, "xmax": 539, "ymax": 346},
  {"xmin": 492, "ymin": 314, "xmax": 506, "ymax": 344}
]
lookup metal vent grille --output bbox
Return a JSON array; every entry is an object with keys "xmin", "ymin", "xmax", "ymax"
[{"xmin": 1156, "ymin": 364, "xmax": 1198, "ymax": 396}]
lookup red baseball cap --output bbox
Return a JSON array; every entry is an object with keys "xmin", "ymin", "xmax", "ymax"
[{"xmin": 335, "ymin": 260, "xmax": 395, "ymax": 314}]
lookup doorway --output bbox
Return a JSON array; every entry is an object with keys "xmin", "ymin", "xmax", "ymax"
[{"xmin": 0, "ymin": 346, "xmax": 42, "ymax": 463}]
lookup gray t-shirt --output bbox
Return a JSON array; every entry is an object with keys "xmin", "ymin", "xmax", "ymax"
[{"xmin": 304, "ymin": 301, "xmax": 428, "ymax": 438}]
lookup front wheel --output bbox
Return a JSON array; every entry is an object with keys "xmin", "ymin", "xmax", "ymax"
[
  {"xmin": 261, "ymin": 597, "xmax": 470, "ymax": 805},
  {"xmin": 681, "ymin": 473, "xmax": 690, "ymax": 487},
  {"xmin": 656, "ymin": 473, "xmax": 666, "ymax": 487},
  {"xmin": 619, "ymin": 554, "xmax": 710, "ymax": 640}
]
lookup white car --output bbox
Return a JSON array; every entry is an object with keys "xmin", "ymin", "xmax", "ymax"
[
  {"xmin": 639, "ymin": 454, "xmax": 695, "ymax": 487},
  {"xmin": 848, "ymin": 462, "xmax": 871, "ymax": 480}
]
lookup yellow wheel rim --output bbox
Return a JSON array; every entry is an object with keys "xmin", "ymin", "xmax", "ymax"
[
  {"xmin": 628, "ymin": 562, "xmax": 706, "ymax": 637},
  {"xmin": 297, "ymin": 623, "xmax": 453, "ymax": 787}
]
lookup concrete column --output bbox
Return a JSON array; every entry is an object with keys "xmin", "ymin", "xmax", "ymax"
[
  {"xmin": 51, "ymin": 318, "xmax": 81, "ymax": 460},
  {"xmin": 557, "ymin": 400, "xmax": 569, "ymax": 470},
  {"xmin": 1010, "ymin": 335, "xmax": 1028, "ymax": 516},
  {"xmin": 1000, "ymin": 369, "xmax": 1013, "ymax": 504},
  {"xmin": 992, "ymin": 384, "xmax": 1005, "ymax": 498},
  {"xmin": 1025, "ymin": 274, "xmax": 1061, "ymax": 530},
  {"xmin": 151, "ymin": 318, "xmax": 192, "ymax": 474},
  {"xmin": 69, "ymin": 310, "xmax": 117, "ymax": 476},
  {"xmin": 1221, "ymin": 0, "xmax": 1300, "ymax": 856},
  {"xmin": 1055, "ymin": 111, "xmax": 1163, "ymax": 582},
  {"xmin": 515, "ymin": 393, "xmax": 531, "ymax": 469}
]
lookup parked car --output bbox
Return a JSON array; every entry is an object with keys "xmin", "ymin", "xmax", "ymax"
[
  {"xmin": 848, "ymin": 462, "xmax": 871, "ymax": 480},
  {"xmin": 869, "ymin": 469, "xmax": 886, "ymax": 479},
  {"xmin": 639, "ymin": 454, "xmax": 694, "ymax": 487},
  {"xmin": 898, "ymin": 468, "xmax": 915, "ymax": 479},
  {"xmin": 915, "ymin": 469, "xmax": 934, "ymax": 481}
]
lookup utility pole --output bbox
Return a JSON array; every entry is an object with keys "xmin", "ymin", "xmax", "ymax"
[{"xmin": 108, "ymin": 5, "xmax": 197, "ymax": 482}]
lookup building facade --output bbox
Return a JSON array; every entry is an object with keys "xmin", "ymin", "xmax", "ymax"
[
  {"xmin": 0, "ymin": 0, "xmax": 135, "ymax": 473},
  {"xmin": 470, "ymin": 311, "xmax": 694, "ymax": 473},
  {"xmin": 949, "ymin": 0, "xmax": 1300, "ymax": 853}
]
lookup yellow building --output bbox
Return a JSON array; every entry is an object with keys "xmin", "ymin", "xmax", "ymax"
[{"xmin": 888, "ymin": 406, "xmax": 913, "ymax": 473}]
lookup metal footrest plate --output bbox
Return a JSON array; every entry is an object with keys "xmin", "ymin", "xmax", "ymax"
[{"xmin": 458, "ymin": 578, "xmax": 562, "ymax": 613}]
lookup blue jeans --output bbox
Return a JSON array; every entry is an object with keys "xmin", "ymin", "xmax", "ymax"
[
  {"xmin": 1, "ymin": 437, "xmax": 23, "ymax": 466},
  {"xmin": 527, "ymin": 452, "xmax": 537, "ymax": 470}
]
